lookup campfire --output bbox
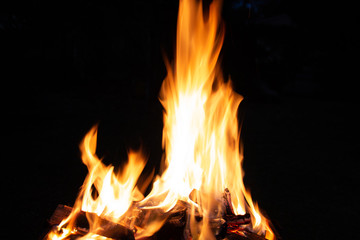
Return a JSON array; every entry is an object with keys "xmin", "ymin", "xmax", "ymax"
[{"xmin": 45, "ymin": 0, "xmax": 276, "ymax": 239}]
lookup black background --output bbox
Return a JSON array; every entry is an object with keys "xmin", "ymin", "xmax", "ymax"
[{"xmin": 1, "ymin": 0, "xmax": 359, "ymax": 239}]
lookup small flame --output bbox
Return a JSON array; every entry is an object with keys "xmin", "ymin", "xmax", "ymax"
[
  {"xmin": 48, "ymin": 126, "xmax": 147, "ymax": 239},
  {"xmin": 80, "ymin": 126, "xmax": 146, "ymax": 219}
]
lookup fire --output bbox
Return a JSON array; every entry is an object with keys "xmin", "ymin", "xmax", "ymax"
[
  {"xmin": 47, "ymin": 0, "xmax": 274, "ymax": 239},
  {"xmin": 48, "ymin": 126, "xmax": 147, "ymax": 239},
  {"xmin": 137, "ymin": 0, "xmax": 273, "ymax": 238},
  {"xmin": 80, "ymin": 127, "xmax": 146, "ymax": 219}
]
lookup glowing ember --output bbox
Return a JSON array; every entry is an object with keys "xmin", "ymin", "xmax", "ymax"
[{"xmin": 46, "ymin": 0, "xmax": 275, "ymax": 239}]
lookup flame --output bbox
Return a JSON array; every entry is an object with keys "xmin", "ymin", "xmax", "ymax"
[
  {"xmin": 48, "ymin": 126, "xmax": 147, "ymax": 239},
  {"xmin": 137, "ymin": 0, "xmax": 274, "ymax": 238},
  {"xmin": 47, "ymin": 0, "xmax": 275, "ymax": 239},
  {"xmin": 80, "ymin": 126, "xmax": 146, "ymax": 218}
]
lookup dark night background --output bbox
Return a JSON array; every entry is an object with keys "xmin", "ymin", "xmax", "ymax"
[{"xmin": 1, "ymin": 0, "xmax": 359, "ymax": 239}]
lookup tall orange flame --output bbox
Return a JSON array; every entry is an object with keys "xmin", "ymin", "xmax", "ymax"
[{"xmin": 137, "ymin": 0, "xmax": 274, "ymax": 238}]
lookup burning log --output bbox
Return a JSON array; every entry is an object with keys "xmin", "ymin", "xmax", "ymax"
[
  {"xmin": 45, "ymin": 190, "xmax": 270, "ymax": 240},
  {"xmin": 222, "ymin": 189, "xmax": 251, "ymax": 226},
  {"xmin": 46, "ymin": 202, "xmax": 189, "ymax": 240},
  {"xmin": 167, "ymin": 206, "xmax": 187, "ymax": 227},
  {"xmin": 149, "ymin": 212, "xmax": 187, "ymax": 240},
  {"xmin": 225, "ymin": 213, "xmax": 251, "ymax": 229},
  {"xmin": 220, "ymin": 189, "xmax": 273, "ymax": 240},
  {"xmin": 48, "ymin": 204, "xmax": 73, "ymax": 226},
  {"xmin": 45, "ymin": 199, "xmax": 272, "ymax": 240},
  {"xmin": 225, "ymin": 231, "xmax": 268, "ymax": 240},
  {"xmin": 223, "ymin": 188, "xmax": 235, "ymax": 215},
  {"xmin": 47, "ymin": 204, "xmax": 135, "ymax": 240}
]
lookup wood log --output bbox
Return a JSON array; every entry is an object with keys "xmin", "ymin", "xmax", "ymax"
[
  {"xmin": 225, "ymin": 213, "xmax": 251, "ymax": 226},
  {"xmin": 242, "ymin": 230, "xmax": 269, "ymax": 240},
  {"xmin": 225, "ymin": 231, "xmax": 267, "ymax": 240},
  {"xmin": 46, "ymin": 203, "xmax": 272, "ymax": 240},
  {"xmin": 48, "ymin": 204, "xmax": 73, "ymax": 226},
  {"xmin": 47, "ymin": 204, "xmax": 134, "ymax": 240},
  {"xmin": 223, "ymin": 188, "xmax": 235, "ymax": 215}
]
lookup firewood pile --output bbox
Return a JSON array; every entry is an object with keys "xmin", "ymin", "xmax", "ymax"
[{"xmin": 44, "ymin": 189, "xmax": 277, "ymax": 240}]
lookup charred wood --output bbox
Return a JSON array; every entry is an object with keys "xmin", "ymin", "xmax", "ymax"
[
  {"xmin": 46, "ymin": 202, "xmax": 271, "ymax": 240},
  {"xmin": 48, "ymin": 204, "xmax": 72, "ymax": 226},
  {"xmin": 225, "ymin": 213, "xmax": 251, "ymax": 227},
  {"xmin": 223, "ymin": 188, "xmax": 235, "ymax": 215},
  {"xmin": 225, "ymin": 231, "xmax": 267, "ymax": 240},
  {"xmin": 47, "ymin": 204, "xmax": 134, "ymax": 240}
]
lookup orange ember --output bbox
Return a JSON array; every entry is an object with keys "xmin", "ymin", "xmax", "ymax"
[{"xmin": 46, "ymin": 0, "xmax": 275, "ymax": 239}]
